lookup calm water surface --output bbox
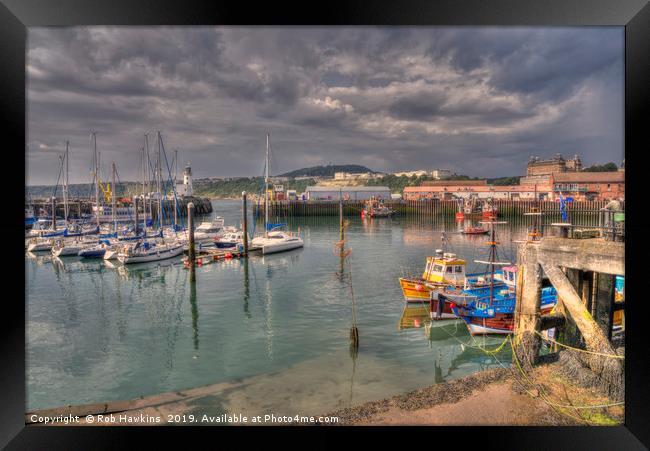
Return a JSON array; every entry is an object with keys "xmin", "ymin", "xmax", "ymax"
[{"xmin": 26, "ymin": 200, "xmax": 534, "ymax": 414}]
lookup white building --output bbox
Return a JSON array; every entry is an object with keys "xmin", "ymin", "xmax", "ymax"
[
  {"xmin": 334, "ymin": 172, "xmax": 382, "ymax": 180},
  {"xmin": 176, "ymin": 163, "xmax": 193, "ymax": 197},
  {"xmin": 431, "ymin": 169, "xmax": 452, "ymax": 179},
  {"xmin": 393, "ymin": 170, "xmax": 429, "ymax": 177}
]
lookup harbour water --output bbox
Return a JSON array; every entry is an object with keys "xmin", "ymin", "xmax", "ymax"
[{"xmin": 26, "ymin": 200, "xmax": 535, "ymax": 414}]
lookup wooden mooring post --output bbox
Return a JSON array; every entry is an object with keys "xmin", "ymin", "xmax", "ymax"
[{"xmin": 513, "ymin": 237, "xmax": 624, "ymax": 400}]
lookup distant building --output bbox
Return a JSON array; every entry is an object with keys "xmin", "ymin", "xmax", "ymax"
[
  {"xmin": 305, "ymin": 186, "xmax": 391, "ymax": 201},
  {"xmin": 525, "ymin": 153, "xmax": 582, "ymax": 176},
  {"xmin": 403, "ymin": 171, "xmax": 624, "ymax": 202},
  {"xmin": 393, "ymin": 170, "xmax": 429, "ymax": 178},
  {"xmin": 551, "ymin": 171, "xmax": 624, "ymax": 201},
  {"xmin": 334, "ymin": 172, "xmax": 382, "ymax": 180},
  {"xmin": 421, "ymin": 179, "xmax": 487, "ymax": 186},
  {"xmin": 430, "ymin": 169, "xmax": 452, "ymax": 179},
  {"xmin": 403, "ymin": 184, "xmax": 552, "ymax": 201}
]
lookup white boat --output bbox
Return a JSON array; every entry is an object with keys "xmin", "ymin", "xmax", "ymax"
[
  {"xmin": 193, "ymin": 217, "xmax": 225, "ymax": 242},
  {"xmin": 117, "ymin": 240, "xmax": 185, "ymax": 264},
  {"xmin": 78, "ymin": 241, "xmax": 112, "ymax": 258},
  {"xmin": 215, "ymin": 228, "xmax": 247, "ymax": 248},
  {"xmin": 51, "ymin": 238, "xmax": 97, "ymax": 257},
  {"xmin": 27, "ymin": 238, "xmax": 54, "ymax": 252},
  {"xmin": 251, "ymin": 230, "xmax": 303, "ymax": 255},
  {"xmin": 251, "ymin": 133, "xmax": 305, "ymax": 255},
  {"xmin": 103, "ymin": 247, "xmax": 120, "ymax": 260}
]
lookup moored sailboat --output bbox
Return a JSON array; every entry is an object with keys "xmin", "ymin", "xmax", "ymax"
[{"xmin": 250, "ymin": 133, "xmax": 304, "ymax": 255}]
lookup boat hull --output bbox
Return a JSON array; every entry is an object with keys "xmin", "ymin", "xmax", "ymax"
[
  {"xmin": 261, "ymin": 240, "xmax": 303, "ymax": 254},
  {"xmin": 398, "ymin": 277, "xmax": 449, "ymax": 302},
  {"xmin": 118, "ymin": 245, "xmax": 184, "ymax": 264},
  {"xmin": 78, "ymin": 249, "xmax": 106, "ymax": 258},
  {"xmin": 460, "ymin": 304, "xmax": 555, "ymax": 335},
  {"xmin": 52, "ymin": 246, "xmax": 82, "ymax": 257},
  {"xmin": 27, "ymin": 242, "xmax": 52, "ymax": 252}
]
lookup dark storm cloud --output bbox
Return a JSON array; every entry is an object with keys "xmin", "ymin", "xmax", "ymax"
[{"xmin": 26, "ymin": 26, "xmax": 623, "ymax": 184}]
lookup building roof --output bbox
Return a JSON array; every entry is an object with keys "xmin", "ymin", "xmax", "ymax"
[
  {"xmin": 404, "ymin": 184, "xmax": 551, "ymax": 193},
  {"xmin": 422, "ymin": 180, "xmax": 487, "ymax": 186},
  {"xmin": 306, "ymin": 186, "xmax": 390, "ymax": 192},
  {"xmin": 552, "ymin": 172, "xmax": 625, "ymax": 183}
]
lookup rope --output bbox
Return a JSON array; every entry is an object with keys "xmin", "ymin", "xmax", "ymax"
[
  {"xmin": 510, "ymin": 336, "xmax": 624, "ymax": 414},
  {"xmin": 533, "ymin": 330, "xmax": 624, "ymax": 360}
]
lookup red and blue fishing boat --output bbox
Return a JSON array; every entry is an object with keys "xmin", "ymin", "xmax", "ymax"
[{"xmin": 443, "ymin": 222, "xmax": 558, "ymax": 334}]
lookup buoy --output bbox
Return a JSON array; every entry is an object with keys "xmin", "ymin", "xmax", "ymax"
[
  {"xmin": 414, "ymin": 318, "xmax": 421, "ymax": 328},
  {"xmin": 225, "ymin": 252, "xmax": 233, "ymax": 259},
  {"xmin": 197, "ymin": 259, "xmax": 203, "ymax": 266}
]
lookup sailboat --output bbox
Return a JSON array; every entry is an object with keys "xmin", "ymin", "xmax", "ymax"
[
  {"xmin": 251, "ymin": 133, "xmax": 304, "ymax": 255},
  {"xmin": 446, "ymin": 222, "xmax": 558, "ymax": 335}
]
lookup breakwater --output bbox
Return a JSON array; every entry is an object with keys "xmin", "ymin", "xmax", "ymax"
[{"xmin": 28, "ymin": 196, "xmax": 213, "ymax": 220}]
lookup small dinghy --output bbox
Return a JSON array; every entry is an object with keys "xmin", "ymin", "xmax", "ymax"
[{"xmin": 462, "ymin": 227, "xmax": 489, "ymax": 235}]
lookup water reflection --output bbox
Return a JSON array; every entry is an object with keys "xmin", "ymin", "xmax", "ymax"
[{"xmin": 28, "ymin": 200, "xmax": 595, "ymax": 412}]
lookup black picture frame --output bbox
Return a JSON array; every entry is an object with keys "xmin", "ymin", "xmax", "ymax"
[{"xmin": 2, "ymin": 0, "xmax": 648, "ymax": 448}]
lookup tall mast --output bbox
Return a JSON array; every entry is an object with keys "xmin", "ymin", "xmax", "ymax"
[
  {"xmin": 489, "ymin": 224, "xmax": 495, "ymax": 305},
  {"xmin": 111, "ymin": 161, "xmax": 116, "ymax": 231},
  {"xmin": 92, "ymin": 132, "xmax": 100, "ymax": 228},
  {"xmin": 141, "ymin": 146, "xmax": 146, "ymax": 231},
  {"xmin": 144, "ymin": 133, "xmax": 150, "ymax": 231},
  {"xmin": 174, "ymin": 148, "xmax": 178, "ymax": 228},
  {"xmin": 265, "ymin": 132, "xmax": 270, "ymax": 238},
  {"xmin": 157, "ymin": 131, "xmax": 163, "ymax": 230},
  {"xmin": 63, "ymin": 140, "xmax": 69, "ymax": 225}
]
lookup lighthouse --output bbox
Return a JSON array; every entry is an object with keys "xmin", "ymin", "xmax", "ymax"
[{"xmin": 177, "ymin": 162, "xmax": 193, "ymax": 197}]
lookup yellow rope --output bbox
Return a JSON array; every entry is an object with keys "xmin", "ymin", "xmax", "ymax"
[{"xmin": 534, "ymin": 330, "xmax": 624, "ymax": 360}]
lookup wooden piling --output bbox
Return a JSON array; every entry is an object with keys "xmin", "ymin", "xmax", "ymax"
[{"xmin": 513, "ymin": 242, "xmax": 543, "ymax": 370}]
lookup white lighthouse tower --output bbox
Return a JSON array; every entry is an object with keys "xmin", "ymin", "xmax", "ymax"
[{"xmin": 177, "ymin": 162, "xmax": 193, "ymax": 197}]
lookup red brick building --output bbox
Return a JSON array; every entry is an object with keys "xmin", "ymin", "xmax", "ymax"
[{"xmin": 551, "ymin": 171, "xmax": 624, "ymax": 201}]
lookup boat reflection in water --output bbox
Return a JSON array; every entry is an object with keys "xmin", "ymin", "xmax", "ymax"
[{"xmin": 397, "ymin": 303, "xmax": 511, "ymax": 384}]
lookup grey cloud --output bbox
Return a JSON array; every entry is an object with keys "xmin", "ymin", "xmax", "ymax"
[{"xmin": 26, "ymin": 26, "xmax": 623, "ymax": 184}]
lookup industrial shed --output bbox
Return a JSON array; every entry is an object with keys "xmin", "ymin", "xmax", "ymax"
[{"xmin": 305, "ymin": 186, "xmax": 391, "ymax": 201}]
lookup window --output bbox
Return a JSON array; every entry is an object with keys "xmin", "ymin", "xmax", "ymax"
[
  {"xmin": 607, "ymin": 184, "xmax": 611, "ymax": 191},
  {"xmin": 447, "ymin": 266, "xmax": 454, "ymax": 273},
  {"xmin": 433, "ymin": 265, "xmax": 444, "ymax": 272},
  {"xmin": 455, "ymin": 266, "xmax": 464, "ymax": 273}
]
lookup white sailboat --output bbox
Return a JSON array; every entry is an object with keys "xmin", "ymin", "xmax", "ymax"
[
  {"xmin": 117, "ymin": 239, "xmax": 184, "ymax": 264},
  {"xmin": 251, "ymin": 133, "xmax": 304, "ymax": 255}
]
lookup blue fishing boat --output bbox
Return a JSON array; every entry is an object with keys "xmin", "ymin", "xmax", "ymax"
[
  {"xmin": 442, "ymin": 223, "xmax": 558, "ymax": 335},
  {"xmin": 444, "ymin": 284, "xmax": 557, "ymax": 335}
]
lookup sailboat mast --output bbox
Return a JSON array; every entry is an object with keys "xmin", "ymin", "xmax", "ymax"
[
  {"xmin": 174, "ymin": 149, "xmax": 178, "ymax": 228},
  {"xmin": 265, "ymin": 132, "xmax": 270, "ymax": 238},
  {"xmin": 93, "ymin": 132, "xmax": 100, "ymax": 228},
  {"xmin": 157, "ymin": 131, "xmax": 163, "ymax": 230},
  {"xmin": 145, "ymin": 133, "xmax": 152, "ymax": 231},
  {"xmin": 111, "ymin": 161, "xmax": 116, "ymax": 231},
  {"xmin": 489, "ymin": 224, "xmax": 495, "ymax": 305},
  {"xmin": 63, "ymin": 140, "xmax": 69, "ymax": 225}
]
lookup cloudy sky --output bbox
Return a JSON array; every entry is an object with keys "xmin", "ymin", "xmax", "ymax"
[{"xmin": 26, "ymin": 27, "xmax": 624, "ymax": 185}]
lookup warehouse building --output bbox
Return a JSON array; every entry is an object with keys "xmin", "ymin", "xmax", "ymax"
[{"xmin": 305, "ymin": 186, "xmax": 391, "ymax": 201}]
